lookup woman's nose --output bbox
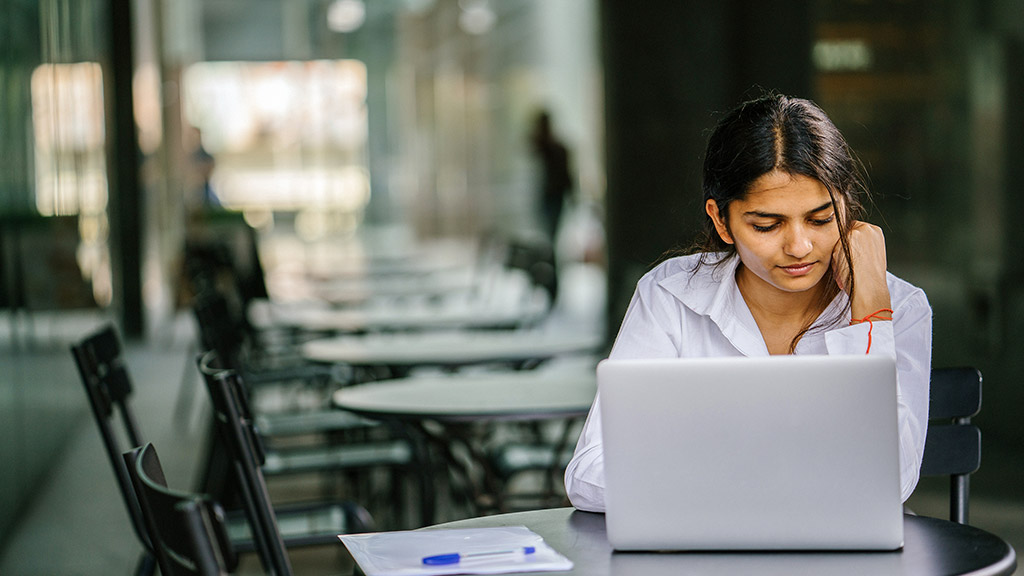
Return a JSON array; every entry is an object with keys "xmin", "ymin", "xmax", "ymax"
[{"xmin": 784, "ymin": 226, "xmax": 813, "ymax": 258}]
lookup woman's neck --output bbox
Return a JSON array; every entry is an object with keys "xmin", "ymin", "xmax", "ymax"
[{"xmin": 735, "ymin": 264, "xmax": 832, "ymax": 354}]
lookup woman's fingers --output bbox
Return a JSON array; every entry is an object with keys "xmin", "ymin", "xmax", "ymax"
[{"xmin": 835, "ymin": 221, "xmax": 891, "ymax": 317}]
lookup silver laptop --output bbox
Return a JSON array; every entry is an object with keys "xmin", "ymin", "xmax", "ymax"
[{"xmin": 598, "ymin": 354, "xmax": 903, "ymax": 551}]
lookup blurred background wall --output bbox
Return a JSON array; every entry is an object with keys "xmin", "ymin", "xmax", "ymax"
[{"xmin": 2, "ymin": 0, "xmax": 1023, "ymax": 544}]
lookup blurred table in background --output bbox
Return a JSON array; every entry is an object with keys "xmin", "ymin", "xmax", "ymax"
[{"xmin": 303, "ymin": 329, "xmax": 602, "ymax": 374}]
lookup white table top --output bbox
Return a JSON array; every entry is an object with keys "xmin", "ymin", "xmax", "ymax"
[
  {"xmin": 303, "ymin": 245, "xmax": 474, "ymax": 281},
  {"xmin": 302, "ymin": 329, "xmax": 603, "ymax": 367},
  {"xmin": 263, "ymin": 235, "xmax": 485, "ymax": 302},
  {"xmin": 312, "ymin": 271, "xmax": 477, "ymax": 304},
  {"xmin": 265, "ymin": 296, "xmax": 548, "ymax": 333},
  {"xmin": 332, "ymin": 368, "xmax": 597, "ymax": 422}
]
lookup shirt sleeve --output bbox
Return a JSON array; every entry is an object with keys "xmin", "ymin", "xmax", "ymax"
[
  {"xmin": 564, "ymin": 280, "xmax": 680, "ymax": 512},
  {"xmin": 823, "ymin": 286, "xmax": 933, "ymax": 502}
]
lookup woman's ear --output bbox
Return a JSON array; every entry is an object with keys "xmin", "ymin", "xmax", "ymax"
[{"xmin": 705, "ymin": 199, "xmax": 734, "ymax": 245}]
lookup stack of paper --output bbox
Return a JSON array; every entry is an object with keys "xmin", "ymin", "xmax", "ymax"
[{"xmin": 339, "ymin": 526, "xmax": 574, "ymax": 575}]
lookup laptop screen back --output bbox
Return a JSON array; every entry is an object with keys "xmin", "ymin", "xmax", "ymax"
[{"xmin": 598, "ymin": 355, "xmax": 903, "ymax": 551}]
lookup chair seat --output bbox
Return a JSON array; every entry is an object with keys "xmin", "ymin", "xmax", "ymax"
[
  {"xmin": 240, "ymin": 360, "xmax": 346, "ymax": 388},
  {"xmin": 262, "ymin": 440, "xmax": 413, "ymax": 476},
  {"xmin": 226, "ymin": 501, "xmax": 373, "ymax": 550},
  {"xmin": 255, "ymin": 409, "xmax": 378, "ymax": 437},
  {"xmin": 491, "ymin": 444, "xmax": 574, "ymax": 479}
]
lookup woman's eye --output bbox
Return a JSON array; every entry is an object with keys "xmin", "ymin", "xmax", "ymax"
[
  {"xmin": 752, "ymin": 223, "xmax": 778, "ymax": 232},
  {"xmin": 811, "ymin": 215, "xmax": 835, "ymax": 226}
]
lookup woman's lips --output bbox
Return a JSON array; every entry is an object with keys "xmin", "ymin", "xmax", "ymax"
[{"xmin": 779, "ymin": 262, "xmax": 816, "ymax": 276}]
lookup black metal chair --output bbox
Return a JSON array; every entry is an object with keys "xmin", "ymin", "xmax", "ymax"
[
  {"xmin": 921, "ymin": 367, "xmax": 982, "ymax": 524},
  {"xmin": 199, "ymin": 357, "xmax": 407, "ymax": 575},
  {"xmin": 503, "ymin": 235, "xmax": 559, "ymax": 318},
  {"xmin": 70, "ymin": 324, "xmax": 158, "ymax": 576},
  {"xmin": 185, "ymin": 232, "xmax": 330, "ymax": 365},
  {"xmin": 188, "ymin": 255, "xmax": 417, "ymax": 493},
  {"xmin": 71, "ymin": 323, "xmax": 374, "ymax": 572},
  {"xmin": 124, "ymin": 443, "xmax": 238, "ymax": 576},
  {"xmin": 197, "ymin": 349, "xmax": 431, "ymax": 528},
  {"xmin": 191, "ymin": 288, "xmax": 340, "ymax": 392}
]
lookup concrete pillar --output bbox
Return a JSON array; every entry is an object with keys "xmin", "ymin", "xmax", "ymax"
[
  {"xmin": 600, "ymin": 0, "xmax": 812, "ymax": 345},
  {"xmin": 106, "ymin": 0, "xmax": 144, "ymax": 337}
]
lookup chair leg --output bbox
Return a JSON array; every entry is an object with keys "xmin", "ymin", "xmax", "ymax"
[
  {"xmin": 952, "ymin": 474, "xmax": 970, "ymax": 524},
  {"xmin": 173, "ymin": 341, "xmax": 199, "ymax": 425},
  {"xmin": 409, "ymin": 429, "xmax": 436, "ymax": 527}
]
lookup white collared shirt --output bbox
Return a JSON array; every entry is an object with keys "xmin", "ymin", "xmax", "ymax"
[{"xmin": 564, "ymin": 252, "xmax": 933, "ymax": 512}]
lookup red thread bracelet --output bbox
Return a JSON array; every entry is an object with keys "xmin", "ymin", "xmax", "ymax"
[{"xmin": 850, "ymin": 308, "xmax": 894, "ymax": 354}]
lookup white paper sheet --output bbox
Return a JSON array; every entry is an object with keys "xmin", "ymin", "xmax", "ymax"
[{"xmin": 339, "ymin": 526, "xmax": 574, "ymax": 576}]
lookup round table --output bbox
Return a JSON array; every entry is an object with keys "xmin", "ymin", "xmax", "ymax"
[
  {"xmin": 423, "ymin": 507, "xmax": 1017, "ymax": 576},
  {"xmin": 268, "ymin": 298, "xmax": 548, "ymax": 333},
  {"xmin": 332, "ymin": 369, "xmax": 597, "ymax": 423},
  {"xmin": 304, "ymin": 330, "xmax": 603, "ymax": 370},
  {"xmin": 333, "ymin": 369, "xmax": 597, "ymax": 523},
  {"xmin": 313, "ymin": 271, "xmax": 476, "ymax": 304}
]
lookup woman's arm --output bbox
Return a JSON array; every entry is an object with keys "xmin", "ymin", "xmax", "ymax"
[
  {"xmin": 891, "ymin": 290, "xmax": 932, "ymax": 500},
  {"xmin": 833, "ymin": 221, "xmax": 892, "ymax": 321},
  {"xmin": 831, "ymin": 221, "xmax": 932, "ymax": 501},
  {"xmin": 564, "ymin": 277, "xmax": 681, "ymax": 512},
  {"xmin": 562, "ymin": 394, "xmax": 608, "ymax": 512},
  {"xmin": 825, "ymin": 280, "xmax": 932, "ymax": 501}
]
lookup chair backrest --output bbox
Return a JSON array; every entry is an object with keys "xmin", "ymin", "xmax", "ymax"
[
  {"xmin": 124, "ymin": 444, "xmax": 237, "ymax": 576},
  {"xmin": 238, "ymin": 225, "xmax": 270, "ymax": 305},
  {"xmin": 192, "ymin": 290, "xmax": 246, "ymax": 370},
  {"xmin": 186, "ymin": 233, "xmax": 267, "ymax": 334},
  {"xmin": 70, "ymin": 324, "xmax": 151, "ymax": 551},
  {"xmin": 921, "ymin": 367, "xmax": 982, "ymax": 524},
  {"xmin": 184, "ymin": 240, "xmax": 233, "ymax": 299},
  {"xmin": 197, "ymin": 350, "xmax": 293, "ymax": 576},
  {"xmin": 504, "ymin": 236, "xmax": 558, "ymax": 309}
]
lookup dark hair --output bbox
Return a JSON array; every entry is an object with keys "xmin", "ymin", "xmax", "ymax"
[{"xmin": 692, "ymin": 92, "xmax": 869, "ymax": 351}]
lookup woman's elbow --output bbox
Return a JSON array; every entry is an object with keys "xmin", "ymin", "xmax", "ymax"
[
  {"xmin": 567, "ymin": 486, "xmax": 606, "ymax": 512},
  {"xmin": 564, "ymin": 468, "xmax": 606, "ymax": 512}
]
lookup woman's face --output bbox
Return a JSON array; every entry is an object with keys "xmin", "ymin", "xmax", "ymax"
[{"xmin": 706, "ymin": 170, "xmax": 841, "ymax": 297}]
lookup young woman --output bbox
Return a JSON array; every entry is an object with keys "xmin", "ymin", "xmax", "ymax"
[{"xmin": 564, "ymin": 93, "xmax": 932, "ymax": 513}]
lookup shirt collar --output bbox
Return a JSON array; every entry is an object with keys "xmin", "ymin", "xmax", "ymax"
[
  {"xmin": 657, "ymin": 252, "xmax": 853, "ymax": 356},
  {"xmin": 657, "ymin": 253, "xmax": 770, "ymax": 356},
  {"xmin": 656, "ymin": 252, "xmax": 741, "ymax": 317}
]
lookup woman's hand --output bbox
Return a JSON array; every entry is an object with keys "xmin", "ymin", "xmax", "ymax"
[{"xmin": 832, "ymin": 221, "xmax": 892, "ymax": 320}]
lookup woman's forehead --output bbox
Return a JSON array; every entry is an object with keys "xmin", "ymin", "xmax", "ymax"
[{"xmin": 736, "ymin": 171, "xmax": 833, "ymax": 214}]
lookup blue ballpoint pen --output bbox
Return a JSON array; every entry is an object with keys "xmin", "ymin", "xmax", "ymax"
[{"xmin": 422, "ymin": 546, "xmax": 536, "ymax": 565}]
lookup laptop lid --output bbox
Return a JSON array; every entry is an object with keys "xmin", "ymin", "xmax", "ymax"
[{"xmin": 598, "ymin": 354, "xmax": 903, "ymax": 551}]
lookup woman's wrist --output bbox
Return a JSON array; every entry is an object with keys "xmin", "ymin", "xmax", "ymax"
[
  {"xmin": 849, "ymin": 270, "xmax": 891, "ymax": 320},
  {"xmin": 851, "ymin": 307, "xmax": 892, "ymax": 324},
  {"xmin": 851, "ymin": 293, "xmax": 892, "ymax": 323}
]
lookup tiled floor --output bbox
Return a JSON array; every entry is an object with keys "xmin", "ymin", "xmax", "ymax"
[{"xmin": 1, "ymin": 273, "xmax": 1021, "ymax": 574}]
